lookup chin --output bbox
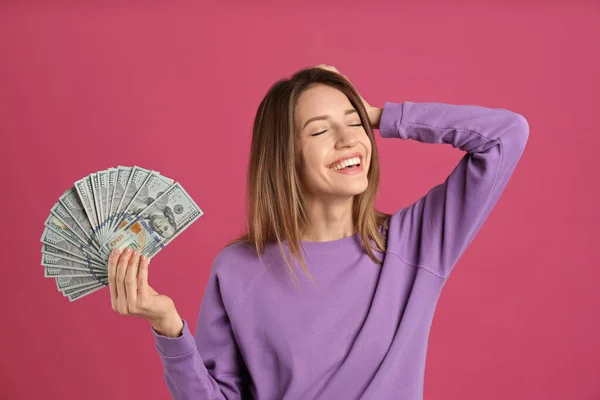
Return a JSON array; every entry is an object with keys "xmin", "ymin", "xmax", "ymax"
[{"xmin": 341, "ymin": 182, "xmax": 369, "ymax": 197}]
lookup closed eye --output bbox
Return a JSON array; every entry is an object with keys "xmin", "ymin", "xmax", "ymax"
[{"xmin": 311, "ymin": 124, "xmax": 363, "ymax": 136}]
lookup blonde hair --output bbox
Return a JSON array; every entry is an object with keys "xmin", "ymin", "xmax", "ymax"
[{"xmin": 225, "ymin": 66, "xmax": 390, "ymax": 290}]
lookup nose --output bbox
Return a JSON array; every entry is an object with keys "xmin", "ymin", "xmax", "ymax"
[{"xmin": 334, "ymin": 126, "xmax": 359, "ymax": 148}]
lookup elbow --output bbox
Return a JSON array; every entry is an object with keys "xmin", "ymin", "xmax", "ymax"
[
  {"xmin": 505, "ymin": 113, "xmax": 529, "ymax": 155},
  {"xmin": 514, "ymin": 113, "xmax": 530, "ymax": 137},
  {"xmin": 506, "ymin": 112, "xmax": 530, "ymax": 150}
]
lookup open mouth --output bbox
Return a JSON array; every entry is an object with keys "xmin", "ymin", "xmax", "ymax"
[
  {"xmin": 337, "ymin": 164, "xmax": 359, "ymax": 171},
  {"xmin": 329, "ymin": 156, "xmax": 362, "ymax": 171}
]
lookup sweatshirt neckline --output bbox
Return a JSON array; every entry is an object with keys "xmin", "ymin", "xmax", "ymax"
[{"xmin": 297, "ymin": 231, "xmax": 363, "ymax": 253}]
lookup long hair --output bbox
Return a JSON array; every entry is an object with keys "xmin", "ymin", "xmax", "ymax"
[{"xmin": 225, "ymin": 66, "xmax": 391, "ymax": 290}]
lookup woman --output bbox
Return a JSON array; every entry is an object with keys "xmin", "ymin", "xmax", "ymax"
[{"xmin": 107, "ymin": 64, "xmax": 529, "ymax": 399}]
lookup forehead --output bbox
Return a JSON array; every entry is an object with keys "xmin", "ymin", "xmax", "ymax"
[{"xmin": 295, "ymin": 84, "xmax": 353, "ymax": 123}]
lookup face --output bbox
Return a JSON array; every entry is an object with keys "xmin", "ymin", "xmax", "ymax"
[
  {"xmin": 294, "ymin": 84, "xmax": 371, "ymax": 199},
  {"xmin": 151, "ymin": 215, "xmax": 175, "ymax": 239}
]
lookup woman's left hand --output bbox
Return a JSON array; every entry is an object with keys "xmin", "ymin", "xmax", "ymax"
[{"xmin": 314, "ymin": 64, "xmax": 380, "ymax": 129}]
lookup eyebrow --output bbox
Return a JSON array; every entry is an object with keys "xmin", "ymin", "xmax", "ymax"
[{"xmin": 302, "ymin": 109, "xmax": 358, "ymax": 131}]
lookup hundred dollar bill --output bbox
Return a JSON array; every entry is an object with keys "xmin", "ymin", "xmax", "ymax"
[
  {"xmin": 55, "ymin": 273, "xmax": 107, "ymax": 291},
  {"xmin": 109, "ymin": 172, "xmax": 174, "ymax": 241},
  {"xmin": 74, "ymin": 176, "xmax": 101, "ymax": 239},
  {"xmin": 107, "ymin": 167, "xmax": 155, "ymax": 237},
  {"xmin": 112, "ymin": 167, "xmax": 154, "ymax": 232},
  {"xmin": 42, "ymin": 244, "xmax": 107, "ymax": 269},
  {"xmin": 42, "ymin": 241, "xmax": 107, "ymax": 269},
  {"xmin": 107, "ymin": 166, "xmax": 132, "ymax": 233},
  {"xmin": 90, "ymin": 173, "xmax": 105, "ymax": 241},
  {"xmin": 41, "ymin": 226, "xmax": 104, "ymax": 265},
  {"xmin": 45, "ymin": 265, "xmax": 107, "ymax": 278},
  {"xmin": 61, "ymin": 280, "xmax": 106, "ymax": 298},
  {"xmin": 59, "ymin": 187, "xmax": 100, "ymax": 248},
  {"xmin": 44, "ymin": 215, "xmax": 103, "ymax": 261},
  {"xmin": 105, "ymin": 168, "xmax": 117, "ymax": 239},
  {"xmin": 67, "ymin": 283, "xmax": 107, "ymax": 302},
  {"xmin": 41, "ymin": 253, "xmax": 106, "ymax": 272},
  {"xmin": 43, "ymin": 166, "xmax": 203, "ymax": 301},
  {"xmin": 61, "ymin": 282, "xmax": 97, "ymax": 295},
  {"xmin": 97, "ymin": 170, "xmax": 110, "ymax": 239},
  {"xmin": 50, "ymin": 201, "xmax": 100, "ymax": 252},
  {"xmin": 103, "ymin": 183, "xmax": 203, "ymax": 258},
  {"xmin": 109, "ymin": 166, "xmax": 151, "ymax": 233},
  {"xmin": 61, "ymin": 282, "xmax": 101, "ymax": 297}
]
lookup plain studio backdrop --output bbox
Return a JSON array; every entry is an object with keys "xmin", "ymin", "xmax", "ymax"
[{"xmin": 0, "ymin": 1, "xmax": 598, "ymax": 399}]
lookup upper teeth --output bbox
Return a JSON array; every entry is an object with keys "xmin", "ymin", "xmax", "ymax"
[{"xmin": 331, "ymin": 157, "xmax": 361, "ymax": 170}]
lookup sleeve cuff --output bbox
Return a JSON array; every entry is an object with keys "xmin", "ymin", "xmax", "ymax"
[
  {"xmin": 152, "ymin": 319, "xmax": 196, "ymax": 357},
  {"xmin": 378, "ymin": 102, "xmax": 405, "ymax": 139}
]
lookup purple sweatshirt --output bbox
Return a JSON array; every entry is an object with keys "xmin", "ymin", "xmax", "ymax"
[{"xmin": 152, "ymin": 101, "xmax": 529, "ymax": 399}]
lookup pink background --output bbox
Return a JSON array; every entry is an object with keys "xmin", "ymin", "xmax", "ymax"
[{"xmin": 1, "ymin": 2, "xmax": 598, "ymax": 399}]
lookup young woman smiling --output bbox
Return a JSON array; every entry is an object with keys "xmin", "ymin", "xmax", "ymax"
[{"xmin": 107, "ymin": 64, "xmax": 529, "ymax": 400}]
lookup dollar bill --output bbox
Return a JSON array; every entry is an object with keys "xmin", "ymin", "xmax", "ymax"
[
  {"xmin": 45, "ymin": 265, "xmax": 108, "ymax": 278},
  {"xmin": 59, "ymin": 187, "xmax": 100, "ymax": 248},
  {"xmin": 90, "ymin": 173, "xmax": 105, "ymax": 241},
  {"xmin": 74, "ymin": 176, "xmax": 100, "ymax": 238},
  {"xmin": 109, "ymin": 166, "xmax": 151, "ymax": 234},
  {"xmin": 67, "ymin": 283, "xmax": 107, "ymax": 302},
  {"xmin": 42, "ymin": 166, "xmax": 202, "ymax": 301},
  {"xmin": 41, "ymin": 227, "xmax": 104, "ymax": 266},
  {"xmin": 98, "ymin": 170, "xmax": 110, "ymax": 239},
  {"xmin": 41, "ymin": 243, "xmax": 105, "ymax": 268},
  {"xmin": 105, "ymin": 168, "xmax": 117, "ymax": 239},
  {"xmin": 61, "ymin": 282, "xmax": 100, "ymax": 297},
  {"xmin": 107, "ymin": 166, "xmax": 132, "ymax": 232},
  {"xmin": 50, "ymin": 201, "xmax": 100, "ymax": 252},
  {"xmin": 107, "ymin": 167, "xmax": 155, "ymax": 238},
  {"xmin": 108, "ymin": 171, "xmax": 175, "ymax": 242},
  {"xmin": 103, "ymin": 183, "xmax": 203, "ymax": 258},
  {"xmin": 44, "ymin": 215, "xmax": 104, "ymax": 262},
  {"xmin": 41, "ymin": 252, "xmax": 106, "ymax": 272},
  {"xmin": 55, "ymin": 273, "xmax": 107, "ymax": 291}
]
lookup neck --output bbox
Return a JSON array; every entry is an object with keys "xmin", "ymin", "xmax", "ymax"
[{"xmin": 300, "ymin": 195, "xmax": 356, "ymax": 242}]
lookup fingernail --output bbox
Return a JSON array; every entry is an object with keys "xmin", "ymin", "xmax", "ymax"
[{"xmin": 124, "ymin": 247, "xmax": 132, "ymax": 253}]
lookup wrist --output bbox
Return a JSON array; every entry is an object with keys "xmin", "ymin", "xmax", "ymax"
[
  {"xmin": 150, "ymin": 310, "xmax": 183, "ymax": 338},
  {"xmin": 368, "ymin": 107, "xmax": 383, "ymax": 130}
]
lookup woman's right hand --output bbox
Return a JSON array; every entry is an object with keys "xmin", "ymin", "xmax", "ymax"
[{"xmin": 107, "ymin": 247, "xmax": 183, "ymax": 337}]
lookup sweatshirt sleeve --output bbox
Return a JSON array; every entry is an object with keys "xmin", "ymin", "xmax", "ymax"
[
  {"xmin": 378, "ymin": 101, "xmax": 529, "ymax": 279},
  {"xmin": 151, "ymin": 251, "xmax": 250, "ymax": 399}
]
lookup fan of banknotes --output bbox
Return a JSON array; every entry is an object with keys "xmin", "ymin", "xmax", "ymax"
[{"xmin": 40, "ymin": 166, "xmax": 204, "ymax": 302}]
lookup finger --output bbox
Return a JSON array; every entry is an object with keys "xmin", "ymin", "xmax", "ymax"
[
  {"xmin": 125, "ymin": 250, "xmax": 141, "ymax": 306},
  {"xmin": 116, "ymin": 247, "xmax": 133, "ymax": 313},
  {"xmin": 107, "ymin": 248, "xmax": 121, "ymax": 310},
  {"xmin": 137, "ymin": 255, "xmax": 151, "ymax": 303}
]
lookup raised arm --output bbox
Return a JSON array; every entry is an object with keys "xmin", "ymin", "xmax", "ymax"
[{"xmin": 378, "ymin": 101, "xmax": 529, "ymax": 278}]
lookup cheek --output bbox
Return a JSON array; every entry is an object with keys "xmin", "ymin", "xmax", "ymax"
[
  {"xmin": 362, "ymin": 138, "xmax": 372, "ymax": 157},
  {"xmin": 296, "ymin": 147, "xmax": 318, "ymax": 173},
  {"xmin": 305, "ymin": 144, "xmax": 329, "ymax": 168},
  {"xmin": 361, "ymin": 134, "xmax": 372, "ymax": 148}
]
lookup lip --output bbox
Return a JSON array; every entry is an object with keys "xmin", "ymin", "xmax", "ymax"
[
  {"xmin": 327, "ymin": 152, "xmax": 364, "ymax": 169},
  {"xmin": 331, "ymin": 162, "xmax": 364, "ymax": 175}
]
